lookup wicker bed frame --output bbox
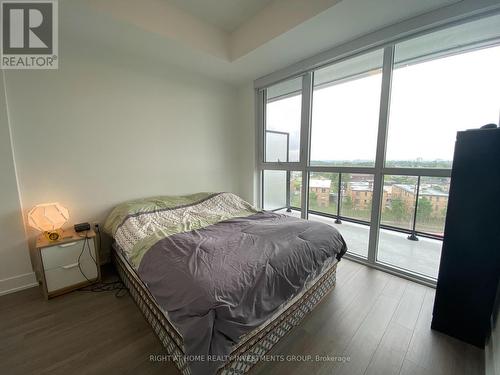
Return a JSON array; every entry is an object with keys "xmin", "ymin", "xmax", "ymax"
[{"xmin": 112, "ymin": 246, "xmax": 337, "ymax": 375}]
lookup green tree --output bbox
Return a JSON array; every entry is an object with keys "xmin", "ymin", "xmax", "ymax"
[
  {"xmin": 391, "ymin": 198, "xmax": 407, "ymax": 222},
  {"xmin": 343, "ymin": 195, "xmax": 353, "ymax": 210},
  {"xmin": 309, "ymin": 191, "xmax": 317, "ymax": 201},
  {"xmin": 417, "ymin": 197, "xmax": 433, "ymax": 220},
  {"xmin": 366, "ymin": 198, "xmax": 372, "ymax": 212}
]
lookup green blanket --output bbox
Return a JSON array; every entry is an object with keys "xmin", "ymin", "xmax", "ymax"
[{"xmin": 104, "ymin": 192, "xmax": 258, "ymax": 268}]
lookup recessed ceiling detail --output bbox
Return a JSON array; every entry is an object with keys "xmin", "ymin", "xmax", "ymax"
[
  {"xmin": 71, "ymin": 0, "xmax": 467, "ymax": 84},
  {"xmin": 87, "ymin": 0, "xmax": 344, "ymax": 61},
  {"xmin": 166, "ymin": 0, "xmax": 273, "ymax": 33}
]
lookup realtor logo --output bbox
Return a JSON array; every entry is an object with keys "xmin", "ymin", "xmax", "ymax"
[{"xmin": 1, "ymin": 0, "xmax": 58, "ymax": 69}]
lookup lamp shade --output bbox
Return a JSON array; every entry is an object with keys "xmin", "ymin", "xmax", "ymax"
[{"xmin": 28, "ymin": 203, "xmax": 69, "ymax": 232}]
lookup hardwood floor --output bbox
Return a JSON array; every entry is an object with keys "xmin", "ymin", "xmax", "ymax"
[{"xmin": 0, "ymin": 261, "xmax": 484, "ymax": 375}]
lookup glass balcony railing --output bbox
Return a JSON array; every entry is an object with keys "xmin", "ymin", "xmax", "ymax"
[
  {"xmin": 262, "ymin": 125, "xmax": 449, "ymax": 280},
  {"xmin": 282, "ymin": 173, "xmax": 449, "ymax": 241},
  {"xmin": 270, "ymin": 172, "xmax": 449, "ymax": 279},
  {"xmin": 276, "ymin": 208, "xmax": 443, "ymax": 278}
]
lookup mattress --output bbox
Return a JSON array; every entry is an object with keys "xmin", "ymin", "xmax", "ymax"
[
  {"xmin": 113, "ymin": 242, "xmax": 338, "ymax": 348},
  {"xmin": 112, "ymin": 243, "xmax": 338, "ymax": 375},
  {"xmin": 105, "ymin": 192, "xmax": 346, "ymax": 374}
]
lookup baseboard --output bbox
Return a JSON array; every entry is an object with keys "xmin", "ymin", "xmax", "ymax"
[{"xmin": 0, "ymin": 272, "xmax": 38, "ymax": 296}]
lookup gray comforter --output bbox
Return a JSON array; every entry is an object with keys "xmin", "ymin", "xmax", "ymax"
[{"xmin": 137, "ymin": 211, "xmax": 347, "ymax": 374}]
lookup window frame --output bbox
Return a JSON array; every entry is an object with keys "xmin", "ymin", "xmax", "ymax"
[{"xmin": 256, "ymin": 8, "xmax": 500, "ymax": 287}]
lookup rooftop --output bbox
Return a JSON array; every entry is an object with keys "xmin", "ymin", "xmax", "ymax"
[
  {"xmin": 393, "ymin": 184, "xmax": 448, "ymax": 197},
  {"xmin": 349, "ymin": 181, "xmax": 373, "ymax": 192},
  {"xmin": 310, "ymin": 179, "xmax": 331, "ymax": 189}
]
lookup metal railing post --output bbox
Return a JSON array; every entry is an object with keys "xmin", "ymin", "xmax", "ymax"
[
  {"xmin": 286, "ymin": 171, "xmax": 292, "ymax": 212},
  {"xmin": 408, "ymin": 175, "xmax": 421, "ymax": 241},
  {"xmin": 335, "ymin": 173, "xmax": 342, "ymax": 224}
]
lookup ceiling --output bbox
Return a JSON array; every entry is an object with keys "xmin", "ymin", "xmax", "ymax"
[
  {"xmin": 62, "ymin": 0, "xmax": 494, "ymax": 86},
  {"xmin": 85, "ymin": 0, "xmax": 344, "ymax": 61},
  {"xmin": 167, "ymin": 0, "xmax": 272, "ymax": 32}
]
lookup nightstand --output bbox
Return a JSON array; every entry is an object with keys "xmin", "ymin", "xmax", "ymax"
[{"xmin": 34, "ymin": 228, "xmax": 101, "ymax": 299}]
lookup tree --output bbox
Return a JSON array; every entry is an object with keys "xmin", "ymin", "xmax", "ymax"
[
  {"xmin": 309, "ymin": 191, "xmax": 318, "ymax": 209},
  {"xmin": 366, "ymin": 198, "xmax": 372, "ymax": 211},
  {"xmin": 391, "ymin": 198, "xmax": 407, "ymax": 222},
  {"xmin": 342, "ymin": 173, "xmax": 351, "ymax": 184},
  {"xmin": 309, "ymin": 191, "xmax": 317, "ymax": 201},
  {"xmin": 343, "ymin": 195, "xmax": 353, "ymax": 210},
  {"xmin": 417, "ymin": 197, "xmax": 433, "ymax": 221}
]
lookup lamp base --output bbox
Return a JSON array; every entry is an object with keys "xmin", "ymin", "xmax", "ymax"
[{"xmin": 44, "ymin": 229, "xmax": 63, "ymax": 242}]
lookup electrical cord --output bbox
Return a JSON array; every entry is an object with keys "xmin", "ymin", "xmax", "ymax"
[
  {"xmin": 79, "ymin": 280, "xmax": 128, "ymax": 298},
  {"xmin": 77, "ymin": 234, "xmax": 92, "ymax": 284},
  {"xmin": 76, "ymin": 228, "xmax": 127, "ymax": 298},
  {"xmin": 86, "ymin": 231, "xmax": 97, "ymax": 265}
]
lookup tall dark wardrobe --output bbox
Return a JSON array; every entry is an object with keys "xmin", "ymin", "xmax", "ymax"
[{"xmin": 432, "ymin": 127, "xmax": 500, "ymax": 348}]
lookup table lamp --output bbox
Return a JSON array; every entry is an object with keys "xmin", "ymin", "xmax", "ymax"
[{"xmin": 28, "ymin": 202, "xmax": 69, "ymax": 241}]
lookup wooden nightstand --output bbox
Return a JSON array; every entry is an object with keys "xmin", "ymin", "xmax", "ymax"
[{"xmin": 34, "ymin": 228, "xmax": 101, "ymax": 299}]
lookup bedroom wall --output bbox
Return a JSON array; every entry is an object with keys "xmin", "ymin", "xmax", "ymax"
[
  {"xmin": 0, "ymin": 74, "xmax": 38, "ymax": 295},
  {"xmin": 1, "ymin": 29, "xmax": 248, "ymax": 288},
  {"xmin": 236, "ymin": 83, "xmax": 258, "ymax": 206}
]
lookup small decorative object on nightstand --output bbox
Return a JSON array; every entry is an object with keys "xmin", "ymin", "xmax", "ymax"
[{"xmin": 33, "ymin": 228, "xmax": 101, "ymax": 299}]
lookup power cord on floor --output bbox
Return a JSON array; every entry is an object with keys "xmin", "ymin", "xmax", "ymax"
[{"xmin": 79, "ymin": 280, "xmax": 128, "ymax": 298}]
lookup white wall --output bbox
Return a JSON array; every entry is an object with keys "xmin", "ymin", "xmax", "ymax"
[
  {"xmin": 236, "ymin": 83, "xmax": 257, "ymax": 205},
  {"xmin": 1, "ymin": 26, "xmax": 250, "ymax": 291},
  {"xmin": 0, "ymin": 74, "xmax": 37, "ymax": 295}
]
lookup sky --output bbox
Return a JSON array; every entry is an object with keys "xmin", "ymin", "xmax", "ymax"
[{"xmin": 266, "ymin": 45, "xmax": 500, "ymax": 164}]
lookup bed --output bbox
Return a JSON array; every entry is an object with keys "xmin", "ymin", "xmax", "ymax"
[{"xmin": 104, "ymin": 192, "xmax": 347, "ymax": 375}]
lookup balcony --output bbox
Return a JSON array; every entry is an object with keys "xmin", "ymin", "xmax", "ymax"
[
  {"xmin": 266, "ymin": 171, "xmax": 448, "ymax": 280},
  {"xmin": 276, "ymin": 209, "xmax": 442, "ymax": 278}
]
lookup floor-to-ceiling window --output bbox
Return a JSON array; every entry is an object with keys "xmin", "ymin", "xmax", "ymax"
[
  {"xmin": 258, "ymin": 13, "xmax": 500, "ymax": 284},
  {"xmin": 307, "ymin": 50, "xmax": 383, "ymax": 258}
]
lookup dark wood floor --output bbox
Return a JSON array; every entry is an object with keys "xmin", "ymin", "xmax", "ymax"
[{"xmin": 0, "ymin": 260, "xmax": 484, "ymax": 375}]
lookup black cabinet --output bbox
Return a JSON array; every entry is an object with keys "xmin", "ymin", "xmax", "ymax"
[{"xmin": 431, "ymin": 128, "xmax": 500, "ymax": 348}]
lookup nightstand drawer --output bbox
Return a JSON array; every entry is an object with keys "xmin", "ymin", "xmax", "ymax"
[
  {"xmin": 41, "ymin": 239, "xmax": 96, "ymax": 271},
  {"xmin": 35, "ymin": 228, "xmax": 100, "ymax": 299},
  {"xmin": 45, "ymin": 258, "xmax": 98, "ymax": 293}
]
